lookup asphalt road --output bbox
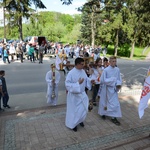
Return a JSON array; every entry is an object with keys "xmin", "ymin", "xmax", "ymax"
[{"xmin": 0, "ymin": 57, "xmax": 149, "ymax": 111}]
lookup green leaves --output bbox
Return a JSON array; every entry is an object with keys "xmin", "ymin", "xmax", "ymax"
[{"xmin": 22, "ymin": 11, "xmax": 81, "ymax": 43}]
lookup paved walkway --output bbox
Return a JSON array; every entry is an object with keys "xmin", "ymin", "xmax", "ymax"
[
  {"xmin": 0, "ymin": 55, "xmax": 150, "ymax": 150},
  {"xmin": 0, "ymin": 94, "xmax": 150, "ymax": 150}
]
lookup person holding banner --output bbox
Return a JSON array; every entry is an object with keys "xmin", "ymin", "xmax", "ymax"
[
  {"xmin": 98, "ymin": 56, "xmax": 122, "ymax": 126},
  {"xmin": 138, "ymin": 67, "xmax": 150, "ymax": 119},
  {"xmin": 65, "ymin": 58, "xmax": 94, "ymax": 132}
]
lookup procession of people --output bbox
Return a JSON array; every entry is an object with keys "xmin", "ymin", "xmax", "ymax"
[
  {"xmin": 43, "ymin": 42, "xmax": 124, "ymax": 132},
  {"xmin": 1, "ymin": 40, "xmax": 149, "ymax": 134}
]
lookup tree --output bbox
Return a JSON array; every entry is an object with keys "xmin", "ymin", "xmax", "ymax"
[
  {"xmin": 0, "ymin": 0, "xmax": 46, "ymax": 40},
  {"xmin": 60, "ymin": 0, "xmax": 73, "ymax": 5},
  {"xmin": 63, "ymin": 23, "xmax": 81, "ymax": 43},
  {"xmin": 121, "ymin": 0, "xmax": 150, "ymax": 58},
  {"xmin": 80, "ymin": 0, "xmax": 101, "ymax": 47}
]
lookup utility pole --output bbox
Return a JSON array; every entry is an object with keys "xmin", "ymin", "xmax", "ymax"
[{"xmin": 3, "ymin": 0, "xmax": 6, "ymax": 43}]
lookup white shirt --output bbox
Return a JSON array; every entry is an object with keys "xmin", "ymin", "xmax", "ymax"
[{"xmin": 9, "ymin": 46, "xmax": 16, "ymax": 54}]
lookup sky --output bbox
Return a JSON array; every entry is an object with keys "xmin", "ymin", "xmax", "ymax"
[
  {"xmin": 37, "ymin": 0, "xmax": 87, "ymax": 15},
  {"xmin": 0, "ymin": 0, "xmax": 87, "ymax": 26}
]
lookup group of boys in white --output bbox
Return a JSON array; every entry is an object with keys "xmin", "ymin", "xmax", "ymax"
[{"xmin": 45, "ymin": 56, "xmax": 124, "ymax": 132}]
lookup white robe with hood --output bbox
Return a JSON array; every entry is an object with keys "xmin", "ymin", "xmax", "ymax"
[
  {"xmin": 98, "ymin": 66, "xmax": 122, "ymax": 117},
  {"xmin": 65, "ymin": 67, "xmax": 92, "ymax": 129},
  {"xmin": 45, "ymin": 70, "xmax": 61, "ymax": 105}
]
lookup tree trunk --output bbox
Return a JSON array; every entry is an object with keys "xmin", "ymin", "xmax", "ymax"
[
  {"xmin": 130, "ymin": 40, "xmax": 135, "ymax": 59},
  {"xmin": 142, "ymin": 45, "xmax": 149, "ymax": 55},
  {"xmin": 3, "ymin": 6, "xmax": 6, "ymax": 42},
  {"xmin": 142, "ymin": 38, "xmax": 150, "ymax": 55},
  {"xmin": 114, "ymin": 29, "xmax": 119, "ymax": 56},
  {"xmin": 91, "ymin": 12, "xmax": 95, "ymax": 48},
  {"xmin": 18, "ymin": 16, "xmax": 23, "ymax": 41}
]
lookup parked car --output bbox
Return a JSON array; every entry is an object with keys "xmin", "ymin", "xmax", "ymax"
[
  {"xmin": 8, "ymin": 39, "xmax": 15, "ymax": 43},
  {"xmin": 0, "ymin": 38, "xmax": 3, "ymax": 43},
  {"xmin": 24, "ymin": 36, "xmax": 32, "ymax": 42}
]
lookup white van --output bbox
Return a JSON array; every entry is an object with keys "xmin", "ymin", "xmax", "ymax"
[{"xmin": 24, "ymin": 36, "xmax": 47, "ymax": 45}]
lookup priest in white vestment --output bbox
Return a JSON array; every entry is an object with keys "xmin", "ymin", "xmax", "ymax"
[
  {"xmin": 65, "ymin": 57, "xmax": 93, "ymax": 132},
  {"xmin": 45, "ymin": 64, "xmax": 61, "ymax": 106},
  {"xmin": 98, "ymin": 56, "xmax": 122, "ymax": 126}
]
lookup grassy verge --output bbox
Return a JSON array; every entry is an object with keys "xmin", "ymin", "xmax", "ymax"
[{"xmin": 106, "ymin": 45, "xmax": 150, "ymax": 60}]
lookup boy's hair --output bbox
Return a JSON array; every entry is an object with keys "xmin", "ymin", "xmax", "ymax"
[
  {"xmin": 50, "ymin": 63, "xmax": 55, "ymax": 67},
  {"xmin": 95, "ymin": 58, "xmax": 102, "ymax": 64},
  {"xmin": 109, "ymin": 56, "xmax": 116, "ymax": 60},
  {"xmin": 0, "ymin": 70, "xmax": 5, "ymax": 75},
  {"xmin": 75, "ymin": 57, "xmax": 84, "ymax": 65},
  {"xmin": 103, "ymin": 57, "xmax": 108, "ymax": 62}
]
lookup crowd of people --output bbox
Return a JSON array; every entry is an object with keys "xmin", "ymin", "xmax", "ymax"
[
  {"xmin": 1, "ymin": 40, "xmax": 122, "ymax": 133},
  {"xmin": 0, "ymin": 40, "xmax": 108, "ymax": 64},
  {"xmin": 45, "ymin": 55, "xmax": 122, "ymax": 132},
  {"xmin": 0, "ymin": 41, "xmax": 50, "ymax": 64}
]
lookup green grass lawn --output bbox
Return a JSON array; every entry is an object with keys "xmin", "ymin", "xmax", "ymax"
[{"xmin": 106, "ymin": 45, "xmax": 150, "ymax": 60}]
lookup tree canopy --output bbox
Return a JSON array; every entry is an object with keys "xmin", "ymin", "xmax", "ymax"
[{"xmin": 0, "ymin": 0, "xmax": 149, "ymax": 58}]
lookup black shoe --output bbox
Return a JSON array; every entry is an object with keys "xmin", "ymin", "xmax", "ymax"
[
  {"xmin": 72, "ymin": 126, "xmax": 77, "ymax": 132},
  {"xmin": 93, "ymin": 102, "xmax": 97, "ymax": 106},
  {"xmin": 101, "ymin": 115, "xmax": 106, "ymax": 120},
  {"xmin": 3, "ymin": 105, "xmax": 11, "ymax": 108},
  {"xmin": 111, "ymin": 118, "xmax": 120, "ymax": 126},
  {"xmin": 6, "ymin": 105, "xmax": 11, "ymax": 108},
  {"xmin": 80, "ymin": 122, "xmax": 84, "ymax": 127}
]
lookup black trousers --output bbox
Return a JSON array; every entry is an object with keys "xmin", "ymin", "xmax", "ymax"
[
  {"xmin": 3, "ymin": 92, "xmax": 9, "ymax": 107},
  {"xmin": 0, "ymin": 94, "xmax": 2, "ymax": 109},
  {"xmin": 92, "ymin": 84, "xmax": 100, "ymax": 102},
  {"xmin": 19, "ymin": 53, "xmax": 23, "ymax": 62},
  {"xmin": 39, "ymin": 53, "xmax": 43, "ymax": 63}
]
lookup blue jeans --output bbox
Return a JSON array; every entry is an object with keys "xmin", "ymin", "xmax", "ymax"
[{"xmin": 2, "ymin": 54, "xmax": 5, "ymax": 62}]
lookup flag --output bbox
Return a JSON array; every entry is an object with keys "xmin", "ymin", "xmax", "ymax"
[
  {"xmin": 138, "ymin": 67, "xmax": 150, "ymax": 119},
  {"xmin": 55, "ymin": 54, "xmax": 62, "ymax": 70}
]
